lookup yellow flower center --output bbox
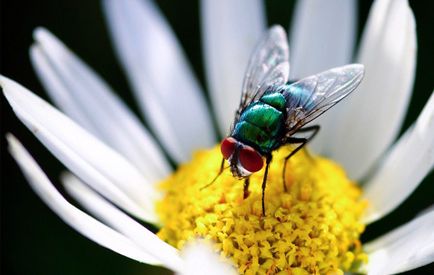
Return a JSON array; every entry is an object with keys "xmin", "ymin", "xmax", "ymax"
[{"xmin": 156, "ymin": 146, "xmax": 368, "ymax": 274}]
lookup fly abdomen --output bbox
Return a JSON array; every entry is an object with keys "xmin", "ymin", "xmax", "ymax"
[{"xmin": 260, "ymin": 90, "xmax": 286, "ymax": 110}]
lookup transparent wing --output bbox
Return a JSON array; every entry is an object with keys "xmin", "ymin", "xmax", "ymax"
[
  {"xmin": 234, "ymin": 25, "xmax": 290, "ymax": 124},
  {"xmin": 283, "ymin": 64, "xmax": 365, "ymax": 136}
]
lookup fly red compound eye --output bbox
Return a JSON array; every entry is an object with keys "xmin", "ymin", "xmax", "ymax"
[
  {"xmin": 221, "ymin": 137, "xmax": 237, "ymax": 160},
  {"xmin": 239, "ymin": 146, "xmax": 263, "ymax": 172}
]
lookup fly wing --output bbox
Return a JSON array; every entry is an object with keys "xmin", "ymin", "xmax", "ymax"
[
  {"xmin": 283, "ymin": 64, "xmax": 365, "ymax": 136},
  {"xmin": 233, "ymin": 25, "xmax": 290, "ymax": 126}
]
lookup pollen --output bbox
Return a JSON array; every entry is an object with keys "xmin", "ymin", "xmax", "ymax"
[{"xmin": 156, "ymin": 146, "xmax": 368, "ymax": 274}]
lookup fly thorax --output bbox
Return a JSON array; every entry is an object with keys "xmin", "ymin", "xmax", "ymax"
[{"xmin": 233, "ymin": 101, "xmax": 285, "ymax": 153}]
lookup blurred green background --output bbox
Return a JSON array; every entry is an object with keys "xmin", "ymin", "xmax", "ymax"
[{"xmin": 1, "ymin": 0, "xmax": 433, "ymax": 274}]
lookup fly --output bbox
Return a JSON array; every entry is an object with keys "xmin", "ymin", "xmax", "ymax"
[{"xmin": 208, "ymin": 25, "xmax": 365, "ymax": 216}]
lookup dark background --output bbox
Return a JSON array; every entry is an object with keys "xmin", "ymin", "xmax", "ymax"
[{"xmin": 1, "ymin": 1, "xmax": 433, "ymax": 274}]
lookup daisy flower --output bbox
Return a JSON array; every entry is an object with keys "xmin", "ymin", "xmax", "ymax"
[{"xmin": 2, "ymin": 0, "xmax": 433, "ymax": 274}]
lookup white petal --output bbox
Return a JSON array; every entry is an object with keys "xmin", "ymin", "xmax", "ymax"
[
  {"xmin": 289, "ymin": 0, "xmax": 356, "ymax": 80},
  {"xmin": 328, "ymin": 0, "xmax": 417, "ymax": 180},
  {"xmin": 364, "ymin": 208, "xmax": 434, "ymax": 275},
  {"xmin": 1, "ymin": 75, "xmax": 159, "ymax": 223},
  {"xmin": 178, "ymin": 241, "xmax": 237, "ymax": 275},
  {"xmin": 6, "ymin": 134, "xmax": 161, "ymax": 265},
  {"xmin": 363, "ymin": 91, "xmax": 434, "ymax": 223},
  {"xmin": 30, "ymin": 28, "xmax": 171, "ymax": 182},
  {"xmin": 201, "ymin": 0, "xmax": 265, "ymax": 134},
  {"xmin": 62, "ymin": 173, "xmax": 183, "ymax": 272},
  {"xmin": 102, "ymin": 0, "xmax": 216, "ymax": 163}
]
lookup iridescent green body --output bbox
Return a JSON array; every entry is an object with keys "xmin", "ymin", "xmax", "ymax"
[{"xmin": 233, "ymin": 90, "xmax": 287, "ymax": 154}]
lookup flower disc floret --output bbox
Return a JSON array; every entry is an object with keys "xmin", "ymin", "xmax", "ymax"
[{"xmin": 157, "ymin": 146, "xmax": 367, "ymax": 274}]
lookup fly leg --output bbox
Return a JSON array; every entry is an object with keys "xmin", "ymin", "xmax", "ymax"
[
  {"xmin": 261, "ymin": 154, "xmax": 273, "ymax": 216},
  {"xmin": 292, "ymin": 125, "xmax": 320, "ymax": 161},
  {"xmin": 282, "ymin": 125, "xmax": 320, "ymax": 192},
  {"xmin": 201, "ymin": 157, "xmax": 225, "ymax": 190},
  {"xmin": 243, "ymin": 177, "xmax": 250, "ymax": 199}
]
